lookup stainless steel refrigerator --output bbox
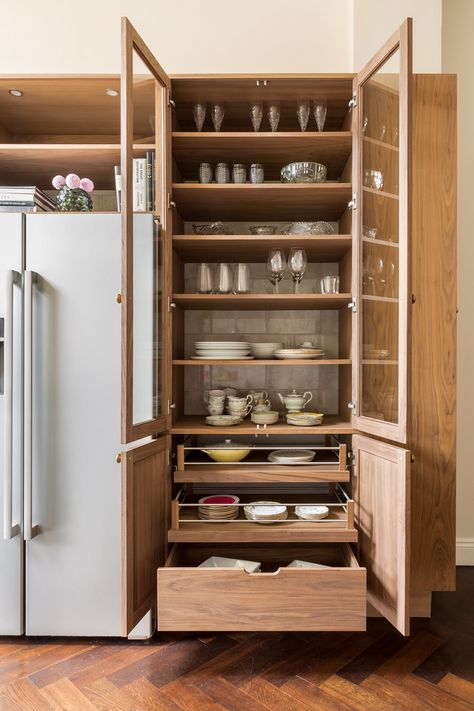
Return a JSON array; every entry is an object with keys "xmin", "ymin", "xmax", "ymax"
[{"xmin": 0, "ymin": 212, "xmax": 129, "ymax": 635}]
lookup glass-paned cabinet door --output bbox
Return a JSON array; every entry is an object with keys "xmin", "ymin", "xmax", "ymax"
[
  {"xmin": 121, "ymin": 18, "xmax": 172, "ymax": 443},
  {"xmin": 352, "ymin": 19, "xmax": 412, "ymax": 443}
]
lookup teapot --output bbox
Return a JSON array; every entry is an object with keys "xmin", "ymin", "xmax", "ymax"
[
  {"xmin": 252, "ymin": 397, "xmax": 271, "ymax": 414},
  {"xmin": 278, "ymin": 389, "xmax": 313, "ymax": 412}
]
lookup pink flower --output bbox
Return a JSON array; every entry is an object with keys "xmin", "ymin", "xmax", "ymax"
[
  {"xmin": 80, "ymin": 178, "xmax": 94, "ymax": 193},
  {"xmin": 52, "ymin": 174, "xmax": 65, "ymax": 189},
  {"xmin": 65, "ymin": 173, "xmax": 81, "ymax": 189}
]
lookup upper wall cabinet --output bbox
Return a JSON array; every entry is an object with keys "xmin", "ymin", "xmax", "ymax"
[
  {"xmin": 120, "ymin": 18, "xmax": 172, "ymax": 443},
  {"xmin": 352, "ymin": 19, "xmax": 412, "ymax": 444}
]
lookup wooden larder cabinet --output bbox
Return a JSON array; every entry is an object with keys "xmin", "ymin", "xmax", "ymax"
[{"xmin": 118, "ymin": 17, "xmax": 456, "ymax": 637}]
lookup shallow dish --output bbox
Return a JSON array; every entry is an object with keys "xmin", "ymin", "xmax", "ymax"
[
  {"xmin": 286, "ymin": 411, "xmax": 324, "ymax": 427},
  {"xmin": 268, "ymin": 449, "xmax": 315, "ymax": 464},
  {"xmin": 192, "ymin": 222, "xmax": 233, "ymax": 235},
  {"xmin": 281, "ymin": 162, "xmax": 327, "ymax": 183},
  {"xmin": 250, "ymin": 342, "xmax": 282, "ymax": 359},
  {"xmin": 244, "ymin": 501, "xmax": 288, "ymax": 523},
  {"xmin": 274, "ymin": 348, "xmax": 324, "ymax": 360},
  {"xmin": 198, "ymin": 556, "xmax": 261, "ymax": 573},
  {"xmin": 287, "ymin": 559, "xmax": 330, "ymax": 569},
  {"xmin": 206, "ymin": 415, "xmax": 242, "ymax": 426},
  {"xmin": 249, "ymin": 225, "xmax": 276, "ymax": 235},
  {"xmin": 281, "ymin": 221, "xmax": 335, "ymax": 235},
  {"xmin": 251, "ymin": 411, "xmax": 279, "ymax": 425},
  {"xmin": 202, "ymin": 442, "xmax": 252, "ymax": 462},
  {"xmin": 295, "ymin": 505, "xmax": 329, "ymax": 521}
]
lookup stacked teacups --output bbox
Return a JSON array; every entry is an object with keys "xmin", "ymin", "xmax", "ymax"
[
  {"xmin": 207, "ymin": 389, "xmax": 226, "ymax": 415},
  {"xmin": 227, "ymin": 394, "xmax": 253, "ymax": 418}
]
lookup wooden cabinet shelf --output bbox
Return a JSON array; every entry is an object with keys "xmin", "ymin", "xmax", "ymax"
[
  {"xmin": 173, "ymin": 234, "xmax": 352, "ymax": 262},
  {"xmin": 362, "ymin": 186, "xmax": 399, "ymax": 201},
  {"xmin": 173, "ymin": 358, "xmax": 351, "ymax": 366},
  {"xmin": 170, "ymin": 415, "xmax": 355, "ymax": 435},
  {"xmin": 172, "ymin": 293, "xmax": 352, "ymax": 310},
  {"xmin": 362, "ymin": 136, "xmax": 399, "ymax": 153},
  {"xmin": 168, "ymin": 521, "xmax": 357, "ymax": 543},
  {"xmin": 172, "ymin": 132, "xmax": 352, "ymax": 181},
  {"xmin": 172, "ymin": 183, "xmax": 352, "ymax": 221}
]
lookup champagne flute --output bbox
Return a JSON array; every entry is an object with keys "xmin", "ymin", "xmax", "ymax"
[
  {"xmin": 250, "ymin": 101, "xmax": 263, "ymax": 132},
  {"xmin": 266, "ymin": 249, "xmax": 286, "ymax": 294},
  {"xmin": 296, "ymin": 99, "xmax": 310, "ymax": 132},
  {"xmin": 211, "ymin": 103, "xmax": 225, "ymax": 132},
  {"xmin": 313, "ymin": 98, "xmax": 327, "ymax": 132},
  {"xmin": 193, "ymin": 102, "xmax": 207, "ymax": 132},
  {"xmin": 267, "ymin": 101, "xmax": 280, "ymax": 132},
  {"xmin": 288, "ymin": 248, "xmax": 307, "ymax": 293}
]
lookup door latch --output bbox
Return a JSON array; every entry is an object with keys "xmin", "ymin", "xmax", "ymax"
[
  {"xmin": 348, "ymin": 401, "xmax": 356, "ymax": 410},
  {"xmin": 348, "ymin": 195, "xmax": 357, "ymax": 210},
  {"xmin": 168, "ymin": 297, "xmax": 176, "ymax": 312},
  {"xmin": 168, "ymin": 97, "xmax": 176, "ymax": 109},
  {"xmin": 168, "ymin": 193, "xmax": 176, "ymax": 210},
  {"xmin": 348, "ymin": 94, "xmax": 357, "ymax": 110},
  {"xmin": 347, "ymin": 299, "xmax": 357, "ymax": 313},
  {"xmin": 167, "ymin": 401, "xmax": 176, "ymax": 415}
]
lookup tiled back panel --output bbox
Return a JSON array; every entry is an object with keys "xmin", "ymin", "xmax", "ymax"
[{"xmin": 182, "ymin": 222, "xmax": 345, "ymax": 416}]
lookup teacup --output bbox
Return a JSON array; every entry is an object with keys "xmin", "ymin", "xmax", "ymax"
[
  {"xmin": 209, "ymin": 389, "xmax": 226, "ymax": 398},
  {"xmin": 248, "ymin": 389, "xmax": 268, "ymax": 402},
  {"xmin": 252, "ymin": 398, "xmax": 271, "ymax": 413},
  {"xmin": 227, "ymin": 394, "xmax": 253, "ymax": 407},
  {"xmin": 227, "ymin": 403, "xmax": 252, "ymax": 417},
  {"xmin": 207, "ymin": 401, "xmax": 225, "ymax": 415}
]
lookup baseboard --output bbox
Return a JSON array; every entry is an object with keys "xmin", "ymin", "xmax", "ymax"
[{"xmin": 456, "ymin": 538, "xmax": 474, "ymax": 565}]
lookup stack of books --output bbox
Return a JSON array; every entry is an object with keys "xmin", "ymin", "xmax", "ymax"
[
  {"xmin": 114, "ymin": 151, "xmax": 155, "ymax": 212},
  {"xmin": 0, "ymin": 186, "xmax": 56, "ymax": 212}
]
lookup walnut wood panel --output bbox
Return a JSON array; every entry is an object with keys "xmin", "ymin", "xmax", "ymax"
[
  {"xmin": 409, "ymin": 75, "xmax": 456, "ymax": 593},
  {"xmin": 352, "ymin": 435, "xmax": 410, "ymax": 635},
  {"xmin": 172, "ymin": 132, "xmax": 352, "ymax": 181},
  {"xmin": 171, "ymin": 416, "xmax": 354, "ymax": 436},
  {"xmin": 173, "ymin": 464, "xmax": 350, "ymax": 484},
  {"xmin": 168, "ymin": 525, "xmax": 358, "ymax": 544},
  {"xmin": 172, "ymin": 234, "xmax": 352, "ymax": 262},
  {"xmin": 172, "ymin": 183, "xmax": 352, "ymax": 221},
  {"xmin": 172, "ymin": 293, "xmax": 352, "ymax": 310},
  {"xmin": 121, "ymin": 436, "xmax": 170, "ymax": 636},
  {"xmin": 157, "ymin": 542, "xmax": 365, "ymax": 631}
]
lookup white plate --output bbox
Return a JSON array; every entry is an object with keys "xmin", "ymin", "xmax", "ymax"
[
  {"xmin": 274, "ymin": 352, "xmax": 324, "ymax": 360},
  {"xmin": 206, "ymin": 415, "xmax": 242, "ymax": 426},
  {"xmin": 268, "ymin": 449, "xmax": 315, "ymax": 463},
  {"xmin": 287, "ymin": 560, "xmax": 330, "ymax": 569},
  {"xmin": 198, "ymin": 556, "xmax": 261, "ymax": 573},
  {"xmin": 195, "ymin": 342, "xmax": 251, "ymax": 348},
  {"xmin": 295, "ymin": 505, "xmax": 329, "ymax": 520},
  {"xmin": 192, "ymin": 356, "xmax": 255, "ymax": 360}
]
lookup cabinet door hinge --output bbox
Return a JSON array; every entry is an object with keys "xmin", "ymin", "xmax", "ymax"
[
  {"xmin": 168, "ymin": 193, "xmax": 176, "ymax": 210},
  {"xmin": 348, "ymin": 94, "xmax": 357, "ymax": 110},
  {"xmin": 168, "ymin": 97, "xmax": 176, "ymax": 109},
  {"xmin": 347, "ymin": 299, "xmax": 357, "ymax": 313},
  {"xmin": 348, "ymin": 195, "xmax": 357, "ymax": 211},
  {"xmin": 167, "ymin": 400, "xmax": 176, "ymax": 415},
  {"xmin": 167, "ymin": 296, "xmax": 176, "ymax": 312},
  {"xmin": 348, "ymin": 400, "xmax": 356, "ymax": 410}
]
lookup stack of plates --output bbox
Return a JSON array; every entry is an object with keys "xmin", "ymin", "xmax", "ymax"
[
  {"xmin": 295, "ymin": 505, "xmax": 329, "ymax": 521},
  {"xmin": 268, "ymin": 449, "xmax": 315, "ymax": 464},
  {"xmin": 198, "ymin": 495, "xmax": 239, "ymax": 521},
  {"xmin": 192, "ymin": 341, "xmax": 254, "ymax": 360},
  {"xmin": 244, "ymin": 501, "xmax": 288, "ymax": 524},
  {"xmin": 274, "ymin": 348, "xmax": 324, "ymax": 360}
]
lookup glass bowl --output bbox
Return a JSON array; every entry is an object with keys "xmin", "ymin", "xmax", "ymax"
[
  {"xmin": 192, "ymin": 222, "xmax": 233, "ymax": 235},
  {"xmin": 249, "ymin": 226, "xmax": 276, "ymax": 235},
  {"xmin": 281, "ymin": 162, "xmax": 327, "ymax": 183},
  {"xmin": 281, "ymin": 221, "xmax": 335, "ymax": 235}
]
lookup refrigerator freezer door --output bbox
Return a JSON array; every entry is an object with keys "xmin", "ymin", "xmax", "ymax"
[
  {"xmin": 0, "ymin": 214, "xmax": 24, "ymax": 634},
  {"xmin": 24, "ymin": 214, "xmax": 122, "ymax": 635}
]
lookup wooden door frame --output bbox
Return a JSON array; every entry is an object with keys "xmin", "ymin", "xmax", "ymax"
[
  {"xmin": 121, "ymin": 17, "xmax": 173, "ymax": 443},
  {"xmin": 352, "ymin": 18, "xmax": 412, "ymax": 444}
]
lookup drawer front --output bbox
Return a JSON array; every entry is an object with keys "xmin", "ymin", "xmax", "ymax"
[{"xmin": 157, "ymin": 546, "xmax": 366, "ymax": 632}]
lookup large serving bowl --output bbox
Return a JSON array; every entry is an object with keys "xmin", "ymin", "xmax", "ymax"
[{"xmin": 281, "ymin": 162, "xmax": 327, "ymax": 183}]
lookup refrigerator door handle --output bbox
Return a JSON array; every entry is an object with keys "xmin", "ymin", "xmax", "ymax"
[
  {"xmin": 24, "ymin": 270, "xmax": 39, "ymax": 541},
  {"xmin": 3, "ymin": 270, "xmax": 22, "ymax": 540}
]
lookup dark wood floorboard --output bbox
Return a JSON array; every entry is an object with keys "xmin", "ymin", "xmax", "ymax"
[{"xmin": 0, "ymin": 567, "xmax": 472, "ymax": 710}]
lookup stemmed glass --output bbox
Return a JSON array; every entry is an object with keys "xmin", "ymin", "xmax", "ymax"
[
  {"xmin": 250, "ymin": 101, "xmax": 263, "ymax": 132},
  {"xmin": 296, "ymin": 99, "xmax": 310, "ymax": 132},
  {"xmin": 288, "ymin": 248, "xmax": 307, "ymax": 293},
  {"xmin": 266, "ymin": 249, "xmax": 286, "ymax": 294},
  {"xmin": 313, "ymin": 98, "xmax": 327, "ymax": 132},
  {"xmin": 267, "ymin": 101, "xmax": 281, "ymax": 132},
  {"xmin": 211, "ymin": 103, "xmax": 225, "ymax": 132},
  {"xmin": 193, "ymin": 102, "xmax": 207, "ymax": 132}
]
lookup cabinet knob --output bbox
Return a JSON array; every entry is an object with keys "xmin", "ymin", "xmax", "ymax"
[
  {"xmin": 116, "ymin": 293, "xmax": 122, "ymax": 304},
  {"xmin": 116, "ymin": 453, "xmax": 122, "ymax": 464}
]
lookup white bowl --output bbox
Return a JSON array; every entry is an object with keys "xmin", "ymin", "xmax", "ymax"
[
  {"xmin": 287, "ymin": 560, "xmax": 330, "ymax": 569},
  {"xmin": 250, "ymin": 342, "xmax": 282, "ymax": 359},
  {"xmin": 198, "ymin": 556, "xmax": 261, "ymax": 573},
  {"xmin": 251, "ymin": 411, "xmax": 279, "ymax": 425}
]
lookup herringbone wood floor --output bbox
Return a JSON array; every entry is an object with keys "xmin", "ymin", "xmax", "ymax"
[{"xmin": 0, "ymin": 568, "xmax": 472, "ymax": 710}]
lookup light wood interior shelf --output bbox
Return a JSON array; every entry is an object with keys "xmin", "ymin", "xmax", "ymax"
[
  {"xmin": 170, "ymin": 415, "xmax": 355, "ymax": 435},
  {"xmin": 172, "ymin": 132, "xmax": 352, "ymax": 181},
  {"xmin": 172, "ymin": 183, "xmax": 352, "ymax": 221},
  {"xmin": 173, "ymin": 359, "xmax": 351, "ymax": 366},
  {"xmin": 172, "ymin": 293, "xmax": 352, "ymax": 310},
  {"xmin": 173, "ymin": 234, "xmax": 352, "ymax": 262}
]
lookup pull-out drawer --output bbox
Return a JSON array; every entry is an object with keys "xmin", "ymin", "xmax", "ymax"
[
  {"xmin": 175, "ymin": 438, "xmax": 349, "ymax": 484},
  {"xmin": 157, "ymin": 543, "xmax": 366, "ymax": 632}
]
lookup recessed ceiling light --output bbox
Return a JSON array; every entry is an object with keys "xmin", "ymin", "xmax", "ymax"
[
  {"xmin": 105, "ymin": 88, "xmax": 119, "ymax": 97},
  {"xmin": 9, "ymin": 89, "xmax": 23, "ymax": 97}
]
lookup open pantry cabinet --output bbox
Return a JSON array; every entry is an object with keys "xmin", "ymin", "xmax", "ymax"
[{"xmin": 116, "ymin": 17, "xmax": 456, "ymax": 638}]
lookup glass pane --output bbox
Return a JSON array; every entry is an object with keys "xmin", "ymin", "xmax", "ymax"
[
  {"xmin": 360, "ymin": 48, "xmax": 400, "ymax": 424},
  {"xmin": 131, "ymin": 51, "xmax": 164, "ymax": 425}
]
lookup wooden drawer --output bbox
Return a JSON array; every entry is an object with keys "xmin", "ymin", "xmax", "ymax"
[{"xmin": 157, "ymin": 543, "xmax": 366, "ymax": 632}]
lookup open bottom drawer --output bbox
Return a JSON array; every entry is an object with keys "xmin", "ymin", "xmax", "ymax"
[{"xmin": 157, "ymin": 543, "xmax": 366, "ymax": 632}]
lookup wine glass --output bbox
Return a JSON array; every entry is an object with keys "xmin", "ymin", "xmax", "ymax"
[
  {"xmin": 193, "ymin": 102, "xmax": 206, "ymax": 132},
  {"xmin": 211, "ymin": 103, "xmax": 225, "ymax": 132},
  {"xmin": 250, "ymin": 101, "xmax": 263, "ymax": 132},
  {"xmin": 296, "ymin": 99, "xmax": 310, "ymax": 132},
  {"xmin": 313, "ymin": 98, "xmax": 327, "ymax": 132},
  {"xmin": 288, "ymin": 248, "xmax": 307, "ymax": 293},
  {"xmin": 267, "ymin": 101, "xmax": 280, "ymax": 132},
  {"xmin": 266, "ymin": 249, "xmax": 286, "ymax": 294}
]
